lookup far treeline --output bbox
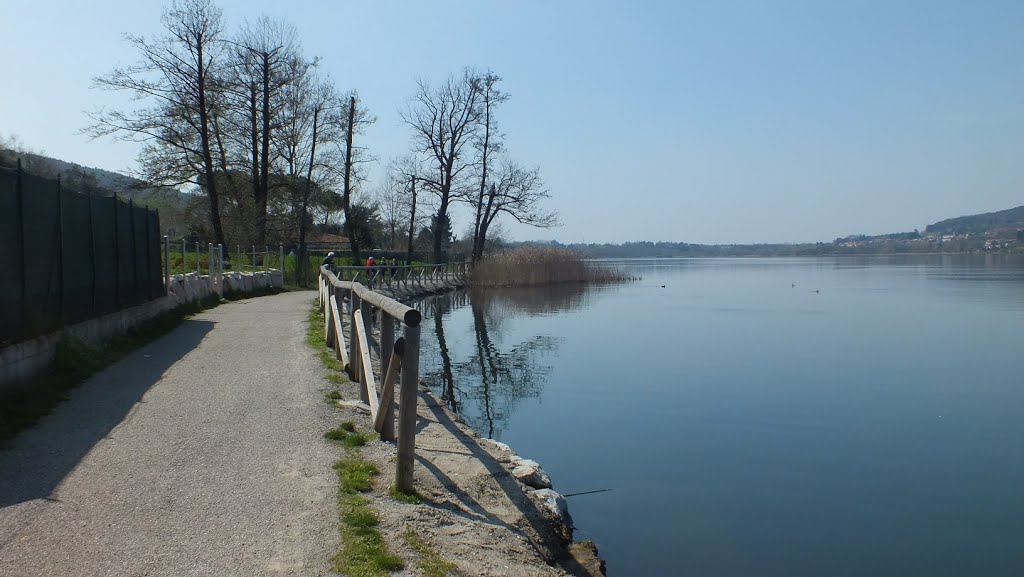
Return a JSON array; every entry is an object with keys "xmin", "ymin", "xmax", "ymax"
[
  {"xmin": 526, "ymin": 240, "xmax": 1022, "ymax": 259},
  {"xmin": 27, "ymin": 0, "xmax": 559, "ymax": 284},
  {"xmin": 534, "ymin": 204, "xmax": 1024, "ymax": 258}
]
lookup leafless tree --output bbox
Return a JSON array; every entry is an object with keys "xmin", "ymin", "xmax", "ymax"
[
  {"xmin": 376, "ymin": 166, "xmax": 407, "ymax": 251},
  {"xmin": 475, "ymin": 156, "xmax": 558, "ymax": 255},
  {"xmin": 335, "ymin": 93, "xmax": 375, "ymax": 263},
  {"xmin": 377, "ymin": 155, "xmax": 426, "ymax": 254},
  {"xmin": 277, "ymin": 66, "xmax": 341, "ymax": 282},
  {"xmin": 471, "ymin": 71, "xmax": 508, "ymax": 262},
  {"xmin": 224, "ymin": 16, "xmax": 308, "ymax": 246},
  {"xmin": 86, "ymin": 0, "xmax": 229, "ymax": 247},
  {"xmin": 401, "ymin": 68, "xmax": 483, "ymax": 262}
]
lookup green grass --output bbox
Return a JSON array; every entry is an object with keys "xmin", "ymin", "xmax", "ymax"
[
  {"xmin": 306, "ymin": 306, "xmax": 347, "ymax": 373},
  {"xmin": 389, "ymin": 485, "xmax": 423, "ymax": 505},
  {"xmin": 336, "ymin": 457, "xmax": 379, "ymax": 493},
  {"xmin": 0, "ymin": 294, "xmax": 220, "ymax": 447},
  {"xmin": 325, "ymin": 426, "xmax": 375, "ymax": 448},
  {"xmin": 402, "ymin": 525, "xmax": 457, "ymax": 577},
  {"xmin": 331, "ymin": 455, "xmax": 405, "ymax": 576},
  {"xmin": 310, "ymin": 303, "xmax": 405, "ymax": 577},
  {"xmin": 326, "ymin": 373, "xmax": 348, "ymax": 385}
]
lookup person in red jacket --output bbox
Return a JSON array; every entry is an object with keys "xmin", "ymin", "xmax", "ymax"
[{"xmin": 366, "ymin": 255, "xmax": 375, "ymax": 287}]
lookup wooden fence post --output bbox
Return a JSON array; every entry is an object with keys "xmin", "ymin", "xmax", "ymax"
[
  {"xmin": 329, "ymin": 294, "xmax": 349, "ymax": 369},
  {"xmin": 324, "ymin": 278, "xmax": 334, "ymax": 349},
  {"xmin": 375, "ymin": 337, "xmax": 402, "ymax": 441},
  {"xmin": 349, "ymin": 291, "xmax": 361, "ymax": 381},
  {"xmin": 360, "ymin": 297, "xmax": 372, "ymax": 352},
  {"xmin": 397, "ymin": 322, "xmax": 421, "ymax": 493},
  {"xmin": 380, "ymin": 316, "xmax": 394, "ymax": 388}
]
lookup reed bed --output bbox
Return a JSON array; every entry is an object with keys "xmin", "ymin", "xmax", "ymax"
[{"xmin": 469, "ymin": 246, "xmax": 628, "ymax": 288}]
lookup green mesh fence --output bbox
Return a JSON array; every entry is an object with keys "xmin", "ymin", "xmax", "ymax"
[{"xmin": 0, "ymin": 164, "xmax": 163, "ymax": 345}]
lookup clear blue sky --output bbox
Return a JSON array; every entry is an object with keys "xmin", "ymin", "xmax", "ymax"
[{"xmin": 3, "ymin": 0, "xmax": 1022, "ymax": 244}]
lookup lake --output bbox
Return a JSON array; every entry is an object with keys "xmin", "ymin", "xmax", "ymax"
[{"xmin": 414, "ymin": 255, "xmax": 1024, "ymax": 576}]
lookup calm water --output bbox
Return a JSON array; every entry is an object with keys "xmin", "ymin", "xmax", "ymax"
[{"xmin": 414, "ymin": 255, "xmax": 1024, "ymax": 576}]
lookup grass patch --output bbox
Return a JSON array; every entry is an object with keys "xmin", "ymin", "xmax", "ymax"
[
  {"xmin": 310, "ymin": 306, "xmax": 405, "ymax": 577},
  {"xmin": 402, "ymin": 525, "xmax": 457, "ymax": 577},
  {"xmin": 307, "ymin": 306, "xmax": 347, "ymax": 373},
  {"xmin": 389, "ymin": 485, "xmax": 423, "ymax": 505},
  {"xmin": 325, "ymin": 427, "xmax": 374, "ymax": 448},
  {"xmin": 331, "ymin": 457, "xmax": 405, "ymax": 576},
  {"xmin": 326, "ymin": 373, "xmax": 348, "ymax": 385},
  {"xmin": 335, "ymin": 457, "xmax": 379, "ymax": 493},
  {"xmin": 0, "ymin": 294, "xmax": 220, "ymax": 447}
]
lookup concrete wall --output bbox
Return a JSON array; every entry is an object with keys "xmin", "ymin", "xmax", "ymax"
[{"xmin": 0, "ymin": 270, "xmax": 283, "ymax": 394}]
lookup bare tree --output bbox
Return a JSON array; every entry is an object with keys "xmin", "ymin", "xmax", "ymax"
[
  {"xmin": 471, "ymin": 71, "xmax": 507, "ymax": 262},
  {"xmin": 225, "ymin": 16, "xmax": 307, "ymax": 246},
  {"xmin": 401, "ymin": 68, "xmax": 482, "ymax": 262},
  {"xmin": 277, "ymin": 65, "xmax": 340, "ymax": 283},
  {"xmin": 336, "ymin": 93, "xmax": 375, "ymax": 263},
  {"xmin": 476, "ymin": 156, "xmax": 558, "ymax": 255},
  {"xmin": 87, "ymin": 0, "xmax": 229, "ymax": 247},
  {"xmin": 376, "ymin": 155, "xmax": 422, "ymax": 253},
  {"xmin": 376, "ymin": 167, "xmax": 406, "ymax": 251}
]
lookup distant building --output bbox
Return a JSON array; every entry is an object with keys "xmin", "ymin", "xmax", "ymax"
[{"xmin": 307, "ymin": 233, "xmax": 350, "ymax": 254}]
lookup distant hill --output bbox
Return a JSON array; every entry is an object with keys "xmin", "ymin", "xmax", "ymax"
[
  {"xmin": 925, "ymin": 205, "xmax": 1024, "ymax": 236},
  {"xmin": 2, "ymin": 151, "xmax": 144, "ymax": 193}
]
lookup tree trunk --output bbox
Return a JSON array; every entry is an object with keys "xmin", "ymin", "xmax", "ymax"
[
  {"xmin": 342, "ymin": 96, "xmax": 359, "ymax": 264},
  {"xmin": 296, "ymin": 107, "xmax": 320, "ymax": 287},
  {"xmin": 197, "ymin": 39, "xmax": 226, "ymax": 248},
  {"xmin": 405, "ymin": 176, "xmax": 417, "ymax": 265},
  {"xmin": 257, "ymin": 53, "xmax": 272, "ymax": 247},
  {"xmin": 433, "ymin": 202, "xmax": 448, "ymax": 264},
  {"xmin": 249, "ymin": 82, "xmax": 260, "ymax": 244},
  {"xmin": 473, "ymin": 91, "xmax": 491, "ymax": 263}
]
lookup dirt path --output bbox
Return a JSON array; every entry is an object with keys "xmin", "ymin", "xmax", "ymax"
[{"xmin": 0, "ymin": 291, "xmax": 339, "ymax": 577}]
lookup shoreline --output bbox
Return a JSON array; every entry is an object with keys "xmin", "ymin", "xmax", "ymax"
[
  {"xmin": 333, "ymin": 379, "xmax": 606, "ymax": 576},
  {"xmin": 331, "ymin": 278, "xmax": 607, "ymax": 575}
]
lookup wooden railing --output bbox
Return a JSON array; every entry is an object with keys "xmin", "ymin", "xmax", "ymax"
[
  {"xmin": 319, "ymin": 265, "xmax": 423, "ymax": 492},
  {"xmin": 331, "ymin": 262, "xmax": 470, "ymax": 289}
]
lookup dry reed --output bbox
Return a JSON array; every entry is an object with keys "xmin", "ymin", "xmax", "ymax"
[{"xmin": 469, "ymin": 246, "xmax": 627, "ymax": 288}]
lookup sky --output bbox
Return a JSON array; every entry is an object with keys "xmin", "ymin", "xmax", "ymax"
[{"xmin": 2, "ymin": 0, "xmax": 1022, "ymax": 244}]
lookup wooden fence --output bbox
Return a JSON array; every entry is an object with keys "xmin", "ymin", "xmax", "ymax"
[
  {"xmin": 331, "ymin": 262, "xmax": 470, "ymax": 290},
  {"xmin": 318, "ymin": 265, "xmax": 424, "ymax": 492}
]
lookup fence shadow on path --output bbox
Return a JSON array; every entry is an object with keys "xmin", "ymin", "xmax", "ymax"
[{"xmin": 0, "ymin": 319, "xmax": 215, "ymax": 508}]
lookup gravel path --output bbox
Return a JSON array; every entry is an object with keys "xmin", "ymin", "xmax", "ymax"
[{"xmin": 0, "ymin": 291, "xmax": 341, "ymax": 577}]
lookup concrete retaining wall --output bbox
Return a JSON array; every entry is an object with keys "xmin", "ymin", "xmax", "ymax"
[{"xmin": 1, "ymin": 270, "xmax": 283, "ymax": 394}]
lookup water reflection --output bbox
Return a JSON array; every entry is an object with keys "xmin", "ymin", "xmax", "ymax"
[{"xmin": 417, "ymin": 283, "xmax": 591, "ymax": 438}]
